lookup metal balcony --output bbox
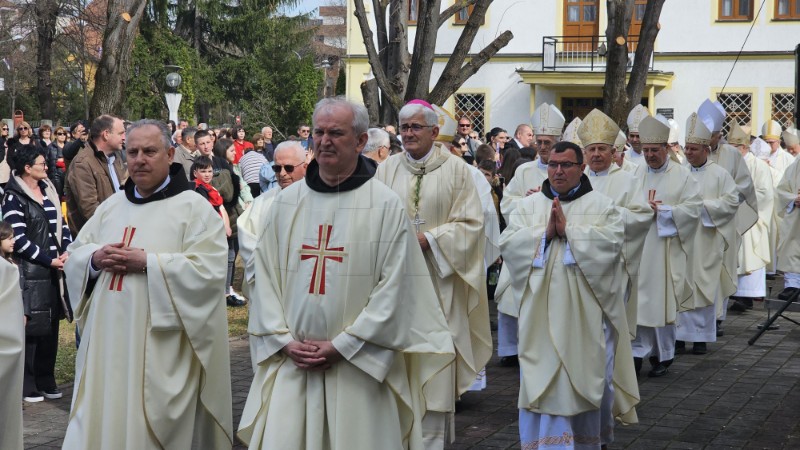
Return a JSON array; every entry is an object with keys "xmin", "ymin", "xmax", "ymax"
[{"xmin": 542, "ymin": 35, "xmax": 654, "ymax": 71}]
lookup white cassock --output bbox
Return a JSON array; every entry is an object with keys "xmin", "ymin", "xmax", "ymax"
[
  {"xmin": 0, "ymin": 258, "xmax": 23, "ymax": 450},
  {"xmin": 677, "ymin": 162, "xmax": 738, "ymax": 343},
  {"xmin": 63, "ymin": 183, "xmax": 233, "ymax": 449},
  {"xmin": 237, "ymin": 173, "xmax": 455, "ymax": 450},
  {"xmin": 586, "ymin": 164, "xmax": 651, "ymax": 339},
  {"xmin": 375, "ymin": 145, "xmax": 492, "ymax": 410},
  {"xmin": 500, "ymin": 185, "xmax": 638, "ymax": 448},
  {"xmin": 633, "ymin": 160, "xmax": 702, "ymax": 362},
  {"xmin": 776, "ymin": 158, "xmax": 800, "ymax": 288},
  {"xmin": 765, "ymin": 150, "xmax": 790, "ymax": 273},
  {"xmin": 625, "ymin": 149, "xmax": 646, "ymax": 167},
  {"xmin": 495, "ymin": 159, "xmax": 548, "ymax": 358},
  {"xmin": 737, "ymin": 153, "xmax": 774, "ymax": 297},
  {"xmin": 769, "ymin": 147, "xmax": 794, "ymax": 174}
]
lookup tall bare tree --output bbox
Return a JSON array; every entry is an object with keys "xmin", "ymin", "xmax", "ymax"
[
  {"xmin": 603, "ymin": 0, "xmax": 666, "ymax": 127},
  {"xmin": 89, "ymin": 0, "xmax": 147, "ymax": 117},
  {"xmin": 33, "ymin": 0, "xmax": 61, "ymax": 120},
  {"xmin": 354, "ymin": 0, "xmax": 513, "ymax": 124}
]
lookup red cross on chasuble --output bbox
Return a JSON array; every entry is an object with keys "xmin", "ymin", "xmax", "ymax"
[
  {"xmin": 109, "ymin": 226, "xmax": 137, "ymax": 291},
  {"xmin": 299, "ymin": 224, "xmax": 347, "ymax": 295}
]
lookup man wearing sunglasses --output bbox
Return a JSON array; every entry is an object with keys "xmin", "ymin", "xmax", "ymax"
[{"xmin": 501, "ymin": 140, "xmax": 638, "ymax": 448}]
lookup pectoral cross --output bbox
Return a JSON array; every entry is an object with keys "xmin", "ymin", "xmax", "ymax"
[
  {"xmin": 299, "ymin": 224, "xmax": 347, "ymax": 295},
  {"xmin": 412, "ymin": 211, "xmax": 426, "ymax": 233},
  {"xmin": 109, "ymin": 226, "xmax": 136, "ymax": 292}
]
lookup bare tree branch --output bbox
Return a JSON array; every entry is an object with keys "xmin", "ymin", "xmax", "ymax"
[
  {"xmin": 353, "ymin": 0, "xmax": 403, "ymax": 110},
  {"xmin": 626, "ymin": 0, "xmax": 665, "ymax": 111},
  {"xmin": 437, "ymin": 0, "xmax": 479, "ymax": 28}
]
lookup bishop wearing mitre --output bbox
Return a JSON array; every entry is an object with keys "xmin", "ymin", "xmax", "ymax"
[{"xmin": 632, "ymin": 115, "xmax": 702, "ymax": 378}]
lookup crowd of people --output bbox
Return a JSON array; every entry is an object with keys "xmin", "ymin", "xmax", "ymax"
[{"xmin": 0, "ymin": 93, "xmax": 797, "ymax": 450}]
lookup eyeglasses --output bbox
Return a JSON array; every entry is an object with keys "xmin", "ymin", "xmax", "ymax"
[
  {"xmin": 1, "ymin": 128, "xmax": 7, "ymax": 131},
  {"xmin": 272, "ymin": 162, "xmax": 304, "ymax": 173},
  {"xmin": 399, "ymin": 124, "xmax": 434, "ymax": 133},
  {"xmin": 18, "ymin": 127, "xmax": 29, "ymax": 131},
  {"xmin": 536, "ymin": 140, "xmax": 554, "ymax": 147},
  {"xmin": 459, "ymin": 142, "xmax": 467, "ymax": 147},
  {"xmin": 56, "ymin": 132, "xmax": 66, "ymax": 136},
  {"xmin": 30, "ymin": 162, "xmax": 47, "ymax": 168},
  {"xmin": 458, "ymin": 124, "xmax": 471, "ymax": 128},
  {"xmin": 547, "ymin": 161, "xmax": 579, "ymax": 170}
]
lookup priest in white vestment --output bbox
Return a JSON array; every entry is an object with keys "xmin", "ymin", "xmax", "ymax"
[
  {"xmin": 238, "ymin": 98, "xmax": 455, "ymax": 450},
  {"xmin": 763, "ymin": 120, "xmax": 794, "ymax": 173},
  {"xmin": 0, "ymin": 256, "xmax": 23, "ymax": 450},
  {"xmin": 495, "ymin": 103, "xmax": 565, "ymax": 366},
  {"xmin": 624, "ymin": 104, "xmax": 650, "ymax": 167},
  {"xmin": 63, "ymin": 120, "xmax": 233, "ymax": 449},
  {"xmin": 632, "ymin": 116, "xmax": 702, "ymax": 378},
  {"xmin": 676, "ymin": 114, "xmax": 738, "ymax": 355},
  {"xmin": 375, "ymin": 101, "xmax": 491, "ymax": 446},
  {"xmin": 501, "ymin": 140, "xmax": 639, "ymax": 448},
  {"xmin": 579, "ymin": 110, "xmax": 651, "ymax": 341},
  {"xmin": 775, "ymin": 156, "xmax": 800, "ymax": 299},
  {"xmin": 727, "ymin": 125, "xmax": 774, "ymax": 312},
  {"xmin": 697, "ymin": 100, "xmax": 758, "ymax": 331}
]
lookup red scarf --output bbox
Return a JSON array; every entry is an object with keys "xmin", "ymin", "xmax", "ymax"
[{"xmin": 195, "ymin": 179, "xmax": 223, "ymax": 212}]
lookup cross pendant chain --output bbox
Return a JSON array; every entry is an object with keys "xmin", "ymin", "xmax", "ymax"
[{"xmin": 412, "ymin": 211, "xmax": 426, "ymax": 233}]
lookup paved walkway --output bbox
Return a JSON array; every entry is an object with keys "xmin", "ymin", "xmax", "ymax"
[{"xmin": 22, "ymin": 301, "xmax": 800, "ymax": 449}]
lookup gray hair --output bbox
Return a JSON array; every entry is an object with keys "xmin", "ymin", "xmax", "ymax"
[
  {"xmin": 273, "ymin": 140, "xmax": 306, "ymax": 163},
  {"xmin": 313, "ymin": 96, "xmax": 369, "ymax": 135},
  {"xmin": 364, "ymin": 128, "xmax": 390, "ymax": 153},
  {"xmin": 127, "ymin": 119, "xmax": 173, "ymax": 151},
  {"xmin": 398, "ymin": 103, "xmax": 437, "ymax": 127},
  {"xmin": 181, "ymin": 126, "xmax": 197, "ymax": 141}
]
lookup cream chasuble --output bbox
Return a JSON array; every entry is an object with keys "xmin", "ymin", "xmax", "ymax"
[
  {"xmin": 626, "ymin": 149, "xmax": 646, "ymax": 167},
  {"xmin": 709, "ymin": 143, "xmax": 758, "ymax": 235},
  {"xmin": 769, "ymin": 147, "xmax": 794, "ymax": 174},
  {"xmin": 738, "ymin": 153, "xmax": 774, "ymax": 274},
  {"xmin": 500, "ymin": 188, "xmax": 639, "ymax": 424},
  {"xmin": 637, "ymin": 161, "xmax": 703, "ymax": 327},
  {"xmin": 0, "ymin": 258, "xmax": 23, "ymax": 450},
  {"xmin": 620, "ymin": 156, "xmax": 641, "ymax": 174},
  {"xmin": 586, "ymin": 165, "xmax": 651, "ymax": 338},
  {"xmin": 375, "ymin": 145, "xmax": 492, "ymax": 398},
  {"xmin": 686, "ymin": 162, "xmax": 739, "ymax": 310},
  {"xmin": 238, "ymin": 187, "xmax": 280, "ymax": 291},
  {"xmin": 776, "ymin": 158, "xmax": 800, "ymax": 272},
  {"xmin": 63, "ymin": 190, "xmax": 233, "ymax": 449},
  {"xmin": 237, "ymin": 176, "xmax": 455, "ymax": 450}
]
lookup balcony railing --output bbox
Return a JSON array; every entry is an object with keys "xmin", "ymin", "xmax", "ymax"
[{"xmin": 542, "ymin": 35, "xmax": 654, "ymax": 71}]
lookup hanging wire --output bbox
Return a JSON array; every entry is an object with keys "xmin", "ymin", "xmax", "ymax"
[{"xmin": 721, "ymin": 0, "xmax": 768, "ymax": 94}]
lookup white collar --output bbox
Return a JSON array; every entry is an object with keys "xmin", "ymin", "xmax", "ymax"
[
  {"xmin": 406, "ymin": 145, "xmax": 435, "ymax": 163},
  {"xmin": 134, "ymin": 175, "xmax": 171, "ymax": 199}
]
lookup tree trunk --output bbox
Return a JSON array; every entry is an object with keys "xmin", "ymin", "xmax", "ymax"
[
  {"xmin": 602, "ymin": 0, "xmax": 633, "ymax": 128},
  {"xmin": 89, "ymin": 0, "xmax": 148, "ymax": 118},
  {"xmin": 626, "ymin": 0, "xmax": 665, "ymax": 111},
  {"xmin": 361, "ymin": 78, "xmax": 380, "ymax": 125},
  {"xmin": 34, "ymin": 0, "xmax": 60, "ymax": 120},
  {"xmin": 405, "ymin": 0, "xmax": 441, "ymax": 100}
]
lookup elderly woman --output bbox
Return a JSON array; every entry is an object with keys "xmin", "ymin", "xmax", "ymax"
[{"xmin": 1, "ymin": 144, "xmax": 72, "ymax": 403}]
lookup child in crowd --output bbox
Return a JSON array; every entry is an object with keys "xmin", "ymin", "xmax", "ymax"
[
  {"xmin": 192, "ymin": 156, "xmax": 232, "ymax": 237},
  {"xmin": 0, "ymin": 220, "xmax": 24, "ymax": 449}
]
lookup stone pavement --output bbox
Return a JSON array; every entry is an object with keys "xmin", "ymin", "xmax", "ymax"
[{"xmin": 22, "ymin": 302, "xmax": 800, "ymax": 449}]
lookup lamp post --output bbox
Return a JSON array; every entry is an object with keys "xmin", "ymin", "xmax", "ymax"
[{"xmin": 164, "ymin": 65, "xmax": 183, "ymax": 124}]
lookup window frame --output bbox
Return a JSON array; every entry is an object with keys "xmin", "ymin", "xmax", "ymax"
[
  {"xmin": 718, "ymin": 0, "xmax": 754, "ymax": 21},
  {"xmin": 454, "ymin": 4, "xmax": 475, "ymax": 25},
  {"xmin": 775, "ymin": 0, "xmax": 800, "ymax": 19},
  {"xmin": 408, "ymin": 0, "xmax": 420, "ymax": 25}
]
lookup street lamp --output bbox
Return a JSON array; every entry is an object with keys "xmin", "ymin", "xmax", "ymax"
[{"xmin": 164, "ymin": 65, "xmax": 183, "ymax": 124}]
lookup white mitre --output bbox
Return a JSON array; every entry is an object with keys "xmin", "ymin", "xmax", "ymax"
[
  {"xmin": 561, "ymin": 117, "xmax": 583, "ymax": 147},
  {"xmin": 698, "ymin": 99, "xmax": 726, "ymax": 133},
  {"xmin": 751, "ymin": 138, "xmax": 771, "ymax": 160},
  {"xmin": 782, "ymin": 128, "xmax": 800, "ymax": 147},
  {"xmin": 531, "ymin": 103, "xmax": 566, "ymax": 137},
  {"xmin": 577, "ymin": 109, "xmax": 620, "ymax": 146},
  {"xmin": 684, "ymin": 112, "xmax": 712, "ymax": 146},
  {"xmin": 614, "ymin": 130, "xmax": 628, "ymax": 152},
  {"xmin": 638, "ymin": 115, "xmax": 671, "ymax": 144},
  {"xmin": 667, "ymin": 118, "xmax": 680, "ymax": 144},
  {"xmin": 626, "ymin": 104, "xmax": 650, "ymax": 133},
  {"xmin": 432, "ymin": 104, "xmax": 457, "ymax": 143},
  {"xmin": 761, "ymin": 120, "xmax": 782, "ymax": 141}
]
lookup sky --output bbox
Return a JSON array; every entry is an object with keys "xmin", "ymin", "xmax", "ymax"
[{"xmin": 283, "ymin": 0, "xmax": 324, "ymax": 16}]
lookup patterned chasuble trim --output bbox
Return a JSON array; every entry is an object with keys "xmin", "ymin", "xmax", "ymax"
[
  {"xmin": 299, "ymin": 224, "xmax": 347, "ymax": 295},
  {"xmin": 521, "ymin": 431, "xmax": 601, "ymax": 449},
  {"xmin": 109, "ymin": 226, "xmax": 136, "ymax": 292}
]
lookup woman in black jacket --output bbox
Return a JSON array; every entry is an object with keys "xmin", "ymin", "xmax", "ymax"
[
  {"xmin": 45, "ymin": 126, "xmax": 67, "ymax": 197},
  {"xmin": 1, "ymin": 144, "xmax": 72, "ymax": 403}
]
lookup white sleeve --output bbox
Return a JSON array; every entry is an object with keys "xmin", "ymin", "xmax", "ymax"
[
  {"xmin": 424, "ymin": 231, "xmax": 455, "ymax": 278},
  {"xmin": 332, "ymin": 333, "xmax": 395, "ymax": 382},
  {"xmin": 701, "ymin": 207, "xmax": 715, "ymax": 228},
  {"xmin": 563, "ymin": 241, "xmax": 576, "ymax": 265},
  {"xmin": 656, "ymin": 205, "xmax": 678, "ymax": 237},
  {"xmin": 251, "ymin": 333, "xmax": 293, "ymax": 366}
]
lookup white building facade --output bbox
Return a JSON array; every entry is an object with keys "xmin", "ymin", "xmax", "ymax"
[{"xmin": 345, "ymin": 0, "xmax": 799, "ymax": 141}]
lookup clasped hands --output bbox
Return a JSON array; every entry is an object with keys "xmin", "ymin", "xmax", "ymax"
[
  {"xmin": 91, "ymin": 242, "xmax": 147, "ymax": 274},
  {"xmin": 545, "ymin": 197, "xmax": 567, "ymax": 241},
  {"xmin": 282, "ymin": 340, "xmax": 343, "ymax": 371}
]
